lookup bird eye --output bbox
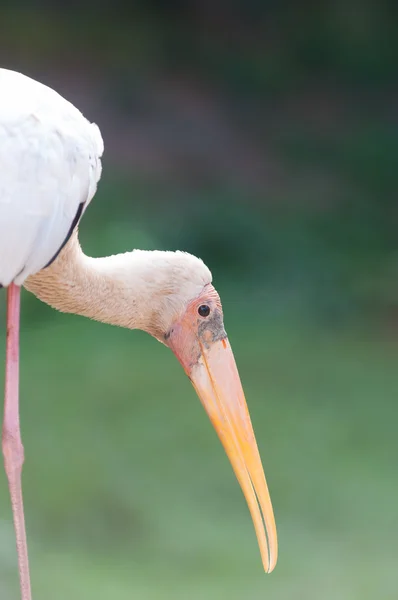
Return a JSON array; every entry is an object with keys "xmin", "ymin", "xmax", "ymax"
[{"xmin": 198, "ymin": 304, "xmax": 211, "ymax": 317}]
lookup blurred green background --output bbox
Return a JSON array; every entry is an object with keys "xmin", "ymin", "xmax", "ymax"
[{"xmin": 1, "ymin": 2, "xmax": 398, "ymax": 598}]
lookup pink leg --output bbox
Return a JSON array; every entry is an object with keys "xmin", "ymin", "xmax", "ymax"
[{"xmin": 2, "ymin": 283, "xmax": 32, "ymax": 600}]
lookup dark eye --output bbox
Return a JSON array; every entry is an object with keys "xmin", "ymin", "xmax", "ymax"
[{"xmin": 198, "ymin": 304, "xmax": 211, "ymax": 317}]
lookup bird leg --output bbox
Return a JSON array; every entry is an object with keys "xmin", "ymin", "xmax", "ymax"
[{"xmin": 2, "ymin": 283, "xmax": 32, "ymax": 600}]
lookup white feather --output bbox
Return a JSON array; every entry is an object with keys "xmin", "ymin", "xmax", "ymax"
[{"xmin": 0, "ymin": 68, "xmax": 103, "ymax": 286}]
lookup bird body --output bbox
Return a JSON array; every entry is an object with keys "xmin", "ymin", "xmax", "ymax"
[
  {"xmin": 0, "ymin": 68, "xmax": 103, "ymax": 286},
  {"xmin": 0, "ymin": 68, "xmax": 277, "ymax": 600}
]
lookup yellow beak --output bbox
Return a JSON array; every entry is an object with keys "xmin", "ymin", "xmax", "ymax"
[{"xmin": 188, "ymin": 336, "xmax": 278, "ymax": 572}]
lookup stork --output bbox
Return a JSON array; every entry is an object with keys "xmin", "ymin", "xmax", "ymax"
[{"xmin": 0, "ymin": 68, "xmax": 277, "ymax": 600}]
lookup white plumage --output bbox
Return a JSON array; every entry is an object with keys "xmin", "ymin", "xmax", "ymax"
[{"xmin": 0, "ymin": 68, "xmax": 103, "ymax": 286}]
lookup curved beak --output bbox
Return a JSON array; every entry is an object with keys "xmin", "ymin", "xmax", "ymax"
[{"xmin": 168, "ymin": 317, "xmax": 278, "ymax": 572}]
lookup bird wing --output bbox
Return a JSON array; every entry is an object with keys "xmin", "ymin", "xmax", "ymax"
[{"xmin": 0, "ymin": 69, "xmax": 103, "ymax": 286}]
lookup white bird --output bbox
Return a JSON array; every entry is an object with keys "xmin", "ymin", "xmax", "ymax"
[{"xmin": 0, "ymin": 68, "xmax": 277, "ymax": 600}]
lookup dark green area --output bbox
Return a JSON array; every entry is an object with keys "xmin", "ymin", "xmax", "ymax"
[{"xmin": 0, "ymin": 2, "xmax": 397, "ymax": 598}]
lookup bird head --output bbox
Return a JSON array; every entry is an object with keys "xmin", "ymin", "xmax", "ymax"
[{"xmin": 137, "ymin": 250, "xmax": 278, "ymax": 573}]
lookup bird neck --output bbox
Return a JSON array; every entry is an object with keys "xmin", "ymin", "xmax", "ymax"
[{"xmin": 24, "ymin": 231, "xmax": 148, "ymax": 331}]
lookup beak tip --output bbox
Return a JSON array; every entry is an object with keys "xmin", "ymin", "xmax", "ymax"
[
  {"xmin": 261, "ymin": 538, "xmax": 278, "ymax": 573},
  {"xmin": 267, "ymin": 562, "xmax": 276, "ymax": 574},
  {"xmin": 263, "ymin": 561, "xmax": 276, "ymax": 575}
]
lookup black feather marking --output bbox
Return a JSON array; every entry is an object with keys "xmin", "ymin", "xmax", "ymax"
[{"xmin": 43, "ymin": 202, "xmax": 85, "ymax": 269}]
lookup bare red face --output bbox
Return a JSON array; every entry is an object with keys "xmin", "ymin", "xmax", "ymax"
[{"xmin": 166, "ymin": 283, "xmax": 278, "ymax": 573}]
